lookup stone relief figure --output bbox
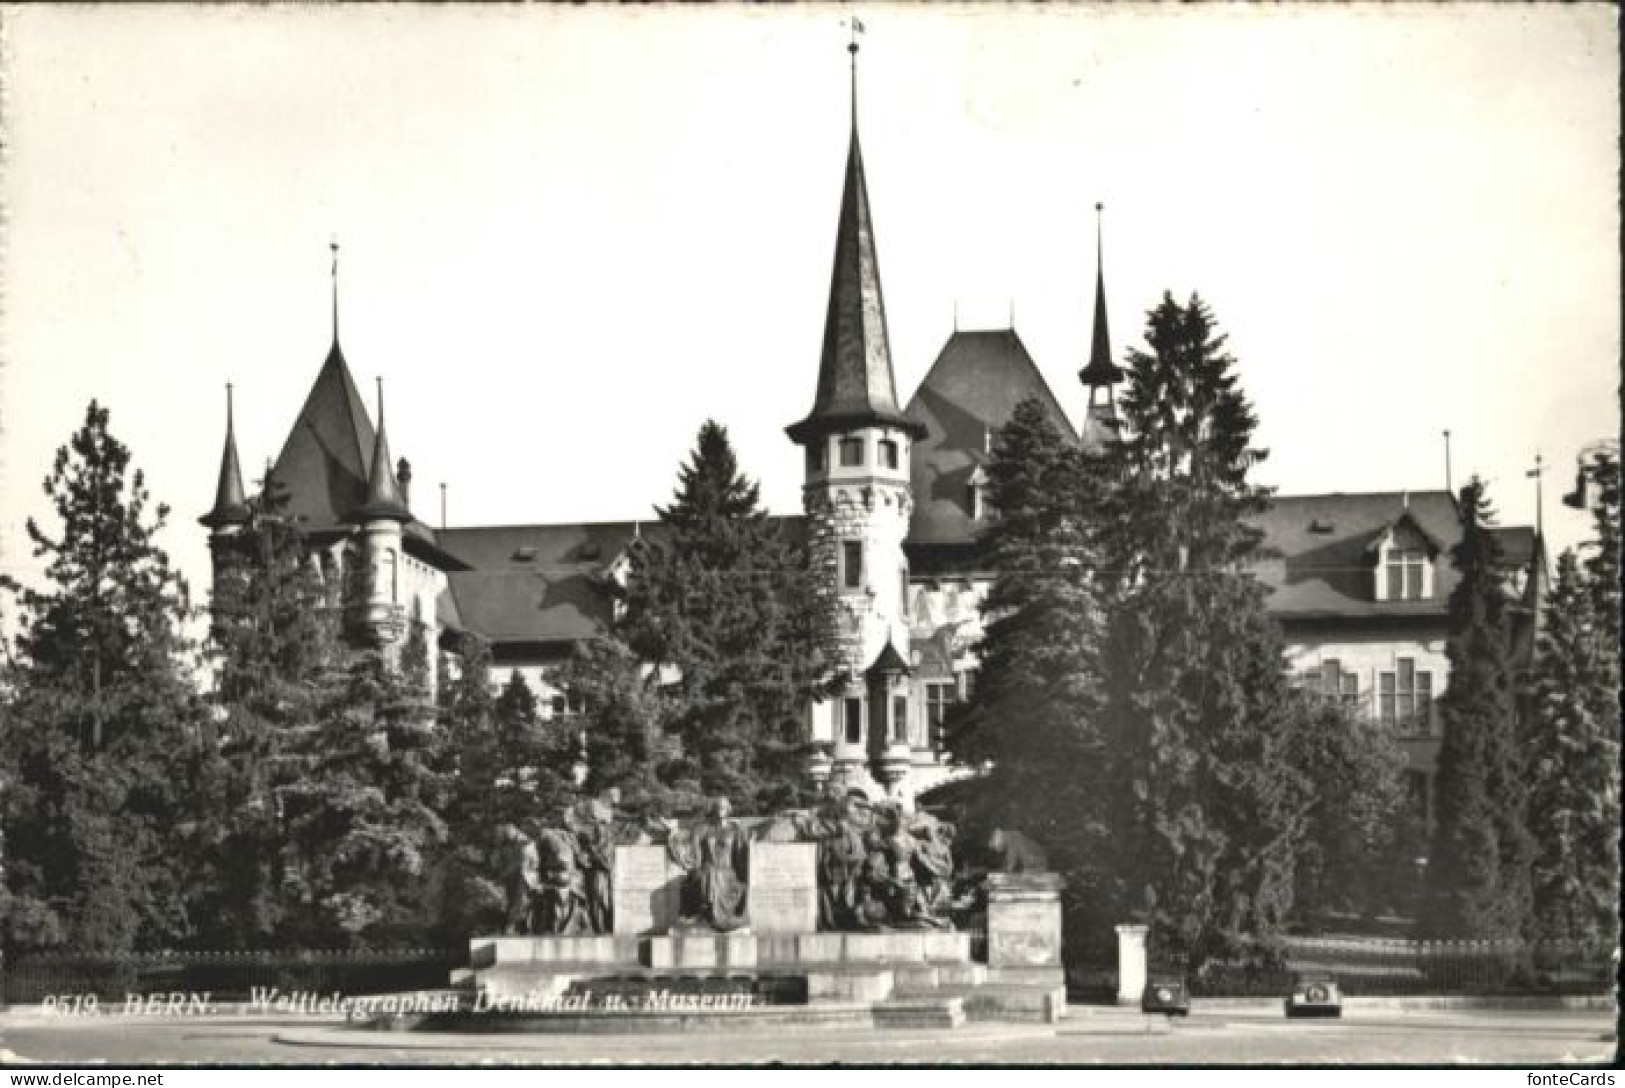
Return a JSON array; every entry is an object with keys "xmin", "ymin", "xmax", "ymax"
[
  {"xmin": 667, "ymin": 797, "xmax": 749, "ymax": 932},
  {"xmin": 909, "ymin": 810, "xmax": 957, "ymax": 917},
  {"xmin": 531, "ymin": 825, "xmax": 590, "ymax": 936},
  {"xmin": 809, "ymin": 787, "xmax": 872, "ymax": 931},
  {"xmin": 501, "ymin": 824, "xmax": 542, "ymax": 935},
  {"xmin": 565, "ymin": 794, "xmax": 617, "ymax": 935}
]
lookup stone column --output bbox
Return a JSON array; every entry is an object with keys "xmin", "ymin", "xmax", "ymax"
[{"xmin": 1115, "ymin": 923, "xmax": 1148, "ymax": 1005}]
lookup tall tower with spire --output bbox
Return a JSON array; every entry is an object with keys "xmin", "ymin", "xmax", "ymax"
[
  {"xmin": 787, "ymin": 32, "xmax": 926, "ymax": 803},
  {"xmin": 1078, "ymin": 202, "xmax": 1123, "ymax": 449}
]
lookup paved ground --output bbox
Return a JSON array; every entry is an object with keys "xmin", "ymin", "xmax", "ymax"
[{"xmin": 1, "ymin": 1005, "xmax": 1616, "ymax": 1065}]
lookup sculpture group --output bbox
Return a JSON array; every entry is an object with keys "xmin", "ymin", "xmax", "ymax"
[{"xmin": 503, "ymin": 785, "xmax": 971, "ymax": 936}]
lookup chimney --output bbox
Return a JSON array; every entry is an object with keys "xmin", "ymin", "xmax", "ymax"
[{"xmin": 397, "ymin": 457, "xmax": 413, "ymax": 511}]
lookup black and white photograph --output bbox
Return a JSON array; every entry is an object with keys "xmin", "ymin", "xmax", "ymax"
[{"xmin": 0, "ymin": 2, "xmax": 1617, "ymax": 1070}]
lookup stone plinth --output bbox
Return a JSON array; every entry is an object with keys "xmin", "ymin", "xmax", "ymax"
[
  {"xmin": 643, "ymin": 933, "xmax": 759, "ymax": 970},
  {"xmin": 986, "ymin": 872, "xmax": 1064, "ymax": 973},
  {"xmin": 612, "ymin": 845, "xmax": 681, "ymax": 936},
  {"xmin": 1115, "ymin": 923, "xmax": 1148, "ymax": 1006},
  {"xmin": 747, "ymin": 843, "xmax": 818, "ymax": 935},
  {"xmin": 470, "ymin": 935, "xmax": 635, "ymax": 968}
]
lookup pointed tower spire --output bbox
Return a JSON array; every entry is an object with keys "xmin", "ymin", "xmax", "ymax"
[
  {"xmin": 351, "ymin": 376, "xmax": 411, "ymax": 523},
  {"xmin": 787, "ymin": 28, "xmax": 924, "ymax": 446},
  {"xmin": 1078, "ymin": 201, "xmax": 1123, "ymax": 450},
  {"xmin": 200, "ymin": 383, "xmax": 250, "ymax": 528}
]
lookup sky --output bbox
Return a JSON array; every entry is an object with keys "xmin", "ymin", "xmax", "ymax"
[{"xmin": 0, "ymin": 3, "xmax": 1618, "ymax": 618}]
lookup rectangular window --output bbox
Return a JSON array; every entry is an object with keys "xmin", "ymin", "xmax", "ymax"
[
  {"xmin": 900, "ymin": 566, "xmax": 910, "ymax": 613},
  {"xmin": 839, "ymin": 437, "xmax": 864, "ymax": 467},
  {"xmin": 842, "ymin": 541, "xmax": 863, "ymax": 590},
  {"xmin": 1385, "ymin": 548, "xmax": 1427, "ymax": 601},
  {"xmin": 1380, "ymin": 659, "xmax": 1431, "ymax": 734},
  {"xmin": 879, "ymin": 439, "xmax": 899, "ymax": 470},
  {"xmin": 893, "ymin": 695, "xmax": 908, "ymax": 744},
  {"xmin": 806, "ymin": 444, "xmax": 825, "ymax": 474},
  {"xmin": 926, "ymin": 681, "xmax": 954, "ymax": 750},
  {"xmin": 1318, "ymin": 659, "xmax": 1361, "ymax": 708},
  {"xmin": 843, "ymin": 697, "xmax": 863, "ymax": 745}
]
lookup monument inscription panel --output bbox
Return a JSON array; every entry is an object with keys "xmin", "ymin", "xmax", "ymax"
[
  {"xmin": 987, "ymin": 897, "xmax": 1062, "ymax": 967},
  {"xmin": 747, "ymin": 843, "xmax": 818, "ymax": 935},
  {"xmin": 612, "ymin": 845, "xmax": 680, "ymax": 936}
]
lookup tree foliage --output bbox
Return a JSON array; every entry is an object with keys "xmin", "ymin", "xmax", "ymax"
[
  {"xmin": 1423, "ymin": 479, "xmax": 1533, "ymax": 939},
  {"xmin": 1524, "ymin": 453, "xmax": 1620, "ymax": 943},
  {"xmin": 617, "ymin": 420, "xmax": 836, "ymax": 812},
  {"xmin": 947, "ymin": 398, "xmax": 1107, "ymax": 873},
  {"xmin": 0, "ymin": 402, "xmax": 203, "ymax": 952}
]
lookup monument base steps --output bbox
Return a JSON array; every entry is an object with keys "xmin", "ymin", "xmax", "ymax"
[{"xmin": 872, "ymin": 997, "xmax": 966, "ymax": 1029}]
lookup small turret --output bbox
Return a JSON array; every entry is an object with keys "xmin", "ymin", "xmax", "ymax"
[
  {"xmin": 199, "ymin": 383, "xmax": 249, "ymax": 531},
  {"xmin": 347, "ymin": 377, "xmax": 410, "ymax": 647}
]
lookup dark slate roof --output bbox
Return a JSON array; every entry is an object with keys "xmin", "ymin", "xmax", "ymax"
[
  {"xmin": 903, "ymin": 328, "xmax": 1076, "ymax": 546},
  {"xmin": 349, "ymin": 408, "xmax": 411, "ymax": 524},
  {"xmin": 269, "ymin": 340, "xmax": 377, "ymax": 531},
  {"xmin": 786, "ymin": 128, "xmax": 922, "ymax": 444},
  {"xmin": 1249, "ymin": 490, "xmax": 1539, "ymax": 620},
  {"xmin": 436, "ymin": 517, "xmax": 806, "ymax": 648}
]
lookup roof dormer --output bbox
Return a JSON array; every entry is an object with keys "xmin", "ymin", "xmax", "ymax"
[{"xmin": 1368, "ymin": 512, "xmax": 1441, "ymax": 602}]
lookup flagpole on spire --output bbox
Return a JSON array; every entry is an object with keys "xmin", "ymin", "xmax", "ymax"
[
  {"xmin": 330, "ymin": 237, "xmax": 341, "ymax": 345},
  {"xmin": 848, "ymin": 15, "xmax": 864, "ymax": 128}
]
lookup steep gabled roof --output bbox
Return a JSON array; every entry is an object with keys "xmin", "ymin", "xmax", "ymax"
[
  {"xmin": 268, "ymin": 340, "xmax": 377, "ymax": 531},
  {"xmin": 903, "ymin": 328, "xmax": 1076, "ymax": 546}
]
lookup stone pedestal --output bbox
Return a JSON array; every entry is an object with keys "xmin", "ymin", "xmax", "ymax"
[
  {"xmin": 643, "ymin": 932, "xmax": 758, "ymax": 970},
  {"xmin": 1115, "ymin": 923, "xmax": 1148, "ymax": 1006},
  {"xmin": 986, "ymin": 873, "xmax": 1064, "ymax": 974},
  {"xmin": 747, "ymin": 843, "xmax": 818, "ymax": 935},
  {"xmin": 612, "ymin": 845, "xmax": 681, "ymax": 936}
]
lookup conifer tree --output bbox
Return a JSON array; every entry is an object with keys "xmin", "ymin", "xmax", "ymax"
[
  {"xmin": 274, "ymin": 650, "xmax": 448, "ymax": 945},
  {"xmin": 0, "ymin": 402, "xmax": 202, "ymax": 952},
  {"xmin": 1524, "ymin": 453, "xmax": 1620, "ymax": 944},
  {"xmin": 1423, "ymin": 479, "xmax": 1533, "ymax": 939},
  {"xmin": 191, "ymin": 475, "xmax": 343, "ymax": 945},
  {"xmin": 564, "ymin": 636, "xmax": 686, "ymax": 817},
  {"xmin": 619, "ymin": 420, "xmax": 836, "ymax": 812},
  {"xmin": 1094, "ymin": 294, "xmax": 1307, "ymax": 970},
  {"xmin": 947, "ymin": 398, "xmax": 1107, "ymax": 872}
]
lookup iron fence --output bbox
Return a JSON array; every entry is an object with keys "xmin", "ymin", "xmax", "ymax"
[
  {"xmin": 1148, "ymin": 936, "xmax": 1616, "ymax": 998},
  {"xmin": 1, "ymin": 947, "xmax": 466, "ymax": 1005}
]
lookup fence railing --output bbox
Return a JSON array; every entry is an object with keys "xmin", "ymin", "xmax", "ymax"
[
  {"xmin": 1, "ymin": 948, "xmax": 467, "ymax": 1005},
  {"xmin": 1148, "ymin": 936, "xmax": 1617, "ymax": 998}
]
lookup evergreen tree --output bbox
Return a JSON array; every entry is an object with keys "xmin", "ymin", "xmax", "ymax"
[
  {"xmin": 274, "ymin": 650, "xmax": 448, "ymax": 946},
  {"xmin": 1423, "ymin": 479, "xmax": 1533, "ymax": 939},
  {"xmin": 191, "ymin": 474, "xmax": 343, "ymax": 946},
  {"xmin": 0, "ymin": 402, "xmax": 202, "ymax": 952},
  {"xmin": 1524, "ymin": 453, "xmax": 1620, "ymax": 944},
  {"xmin": 947, "ymin": 398, "xmax": 1107, "ymax": 876},
  {"xmin": 619, "ymin": 420, "xmax": 837, "ymax": 812},
  {"xmin": 1094, "ymin": 294, "xmax": 1307, "ymax": 970},
  {"xmin": 563, "ymin": 636, "xmax": 687, "ymax": 818}
]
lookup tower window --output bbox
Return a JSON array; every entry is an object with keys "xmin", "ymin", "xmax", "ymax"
[
  {"xmin": 879, "ymin": 439, "xmax": 899, "ymax": 469},
  {"xmin": 383, "ymin": 548, "xmax": 399, "ymax": 604},
  {"xmin": 892, "ymin": 695, "xmax": 908, "ymax": 744},
  {"xmin": 843, "ymin": 697, "xmax": 863, "ymax": 744},
  {"xmin": 806, "ymin": 443, "xmax": 825, "ymax": 473},
  {"xmin": 842, "ymin": 541, "xmax": 864, "ymax": 590},
  {"xmin": 839, "ymin": 437, "xmax": 865, "ymax": 467}
]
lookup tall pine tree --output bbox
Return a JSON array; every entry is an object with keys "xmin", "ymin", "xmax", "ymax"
[
  {"xmin": 1423, "ymin": 479, "xmax": 1533, "ymax": 940},
  {"xmin": 1094, "ymin": 294, "xmax": 1308, "ymax": 971},
  {"xmin": 1524, "ymin": 452, "xmax": 1619, "ymax": 944},
  {"xmin": 947, "ymin": 398, "xmax": 1107, "ymax": 878},
  {"xmin": 0, "ymin": 402, "xmax": 203, "ymax": 952},
  {"xmin": 618, "ymin": 420, "xmax": 837, "ymax": 812}
]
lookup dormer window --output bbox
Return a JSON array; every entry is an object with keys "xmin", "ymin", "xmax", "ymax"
[
  {"xmin": 1385, "ymin": 548, "xmax": 1427, "ymax": 601},
  {"xmin": 1372, "ymin": 518, "xmax": 1435, "ymax": 602},
  {"xmin": 967, "ymin": 464, "xmax": 990, "ymax": 521}
]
